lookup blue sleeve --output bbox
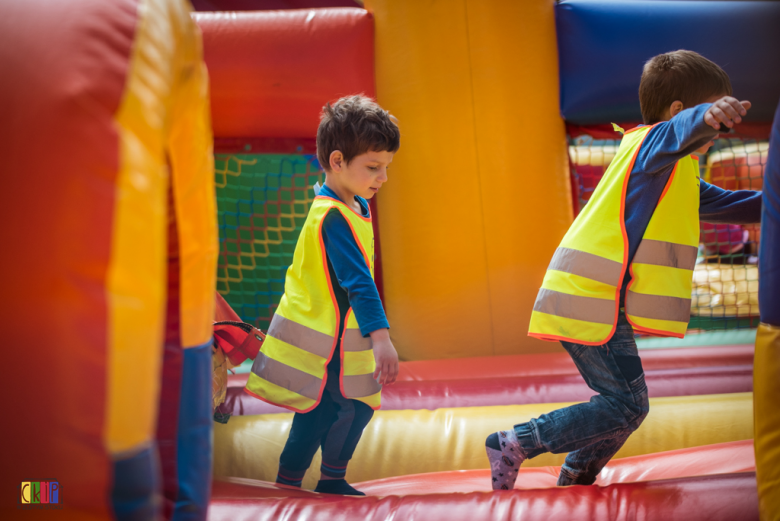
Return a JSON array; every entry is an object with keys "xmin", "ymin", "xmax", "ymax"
[
  {"xmin": 699, "ymin": 180, "xmax": 762, "ymax": 224},
  {"xmin": 321, "ymin": 209, "xmax": 389, "ymax": 337},
  {"xmin": 633, "ymin": 104, "xmax": 719, "ymax": 175}
]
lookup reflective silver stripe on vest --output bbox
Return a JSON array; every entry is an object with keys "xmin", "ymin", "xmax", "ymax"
[
  {"xmin": 626, "ymin": 291, "xmax": 691, "ymax": 323},
  {"xmin": 342, "ymin": 329, "xmax": 373, "ymax": 352},
  {"xmin": 534, "ymin": 288, "xmax": 615, "ymax": 325},
  {"xmin": 343, "ymin": 374, "xmax": 381, "ymax": 398},
  {"xmin": 548, "ymin": 247, "xmax": 623, "ymax": 287},
  {"xmin": 251, "ymin": 351, "xmax": 322, "ymax": 400},
  {"xmin": 267, "ymin": 314, "xmax": 333, "ymax": 359},
  {"xmin": 633, "ymin": 239, "xmax": 698, "ymax": 270}
]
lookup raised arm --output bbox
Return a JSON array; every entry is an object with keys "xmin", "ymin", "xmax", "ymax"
[
  {"xmin": 634, "ymin": 104, "xmax": 719, "ymax": 174},
  {"xmin": 635, "ymin": 97, "xmax": 752, "ymax": 175}
]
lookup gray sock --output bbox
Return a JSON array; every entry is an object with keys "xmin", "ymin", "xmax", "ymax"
[{"xmin": 485, "ymin": 429, "xmax": 526, "ymax": 491}]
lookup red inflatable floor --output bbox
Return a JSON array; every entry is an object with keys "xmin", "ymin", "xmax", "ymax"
[
  {"xmin": 224, "ymin": 345, "xmax": 753, "ymax": 415},
  {"xmin": 209, "ymin": 441, "xmax": 757, "ymax": 521},
  {"xmin": 355, "ymin": 439, "xmax": 755, "ymax": 494},
  {"xmin": 210, "ymin": 474, "xmax": 757, "ymax": 521}
]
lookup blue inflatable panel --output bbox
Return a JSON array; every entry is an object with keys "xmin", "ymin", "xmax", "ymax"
[
  {"xmin": 557, "ymin": 0, "xmax": 780, "ymax": 124},
  {"xmin": 760, "ymin": 102, "xmax": 780, "ymax": 326},
  {"xmin": 174, "ymin": 341, "xmax": 213, "ymax": 521},
  {"xmin": 111, "ymin": 445, "xmax": 161, "ymax": 521}
]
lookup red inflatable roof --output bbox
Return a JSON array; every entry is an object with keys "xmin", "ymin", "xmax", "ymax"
[
  {"xmin": 192, "ymin": 1, "xmax": 361, "ymax": 9},
  {"xmin": 194, "ymin": 8, "xmax": 374, "ymax": 139}
]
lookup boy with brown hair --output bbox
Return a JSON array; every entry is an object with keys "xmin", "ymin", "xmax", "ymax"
[
  {"xmin": 487, "ymin": 50, "xmax": 762, "ymax": 489},
  {"xmin": 245, "ymin": 95, "xmax": 400, "ymax": 495}
]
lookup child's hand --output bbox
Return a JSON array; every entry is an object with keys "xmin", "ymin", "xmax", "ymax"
[
  {"xmin": 704, "ymin": 97, "xmax": 751, "ymax": 130},
  {"xmin": 370, "ymin": 328, "xmax": 398, "ymax": 386}
]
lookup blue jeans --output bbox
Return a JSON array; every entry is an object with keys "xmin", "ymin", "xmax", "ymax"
[{"xmin": 514, "ymin": 313, "xmax": 650, "ymax": 485}]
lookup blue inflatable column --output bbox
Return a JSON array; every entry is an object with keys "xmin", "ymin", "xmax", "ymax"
[
  {"xmin": 175, "ymin": 342, "xmax": 213, "ymax": 520},
  {"xmin": 755, "ymin": 101, "xmax": 780, "ymax": 519}
]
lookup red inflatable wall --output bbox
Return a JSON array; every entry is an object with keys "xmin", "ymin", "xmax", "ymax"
[{"xmin": 194, "ymin": 8, "xmax": 374, "ymax": 139}]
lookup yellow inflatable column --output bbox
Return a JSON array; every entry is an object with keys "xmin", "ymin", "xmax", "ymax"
[
  {"xmin": 755, "ymin": 325, "xmax": 780, "ymax": 519},
  {"xmin": 755, "ymin": 103, "xmax": 780, "ymax": 519},
  {"xmin": 365, "ymin": 0, "xmax": 571, "ymax": 360}
]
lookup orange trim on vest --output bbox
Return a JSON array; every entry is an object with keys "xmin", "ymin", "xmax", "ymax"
[
  {"xmin": 623, "ymin": 122, "xmax": 662, "ymax": 135},
  {"xmin": 527, "ymin": 124, "xmax": 657, "ymax": 346},
  {"xmin": 624, "ymin": 160, "xmax": 686, "ymax": 338},
  {"xmin": 337, "ymin": 208, "xmax": 372, "ymax": 269},
  {"xmin": 527, "ymin": 332, "xmax": 601, "ymax": 346},
  {"xmin": 656, "ymin": 161, "xmax": 680, "ymax": 206},
  {"xmin": 624, "ymin": 125, "xmax": 646, "ymax": 135},
  {"xmin": 337, "ymin": 308, "xmax": 381, "ymax": 410},
  {"xmin": 242, "ymin": 386, "xmax": 311, "ymax": 414},
  {"xmin": 315, "ymin": 195, "xmax": 372, "ymax": 222},
  {"xmin": 323, "ymin": 202, "xmax": 376, "ymax": 407},
  {"xmin": 617, "ymin": 122, "xmax": 672, "ymax": 342},
  {"xmin": 339, "ymin": 309, "xmax": 350, "ymax": 400},
  {"xmin": 248, "ymin": 196, "xmax": 378, "ymax": 412},
  {"xmin": 254, "ymin": 212, "xmax": 343, "ymax": 415},
  {"xmin": 311, "ymin": 215, "xmax": 340, "ymax": 413}
]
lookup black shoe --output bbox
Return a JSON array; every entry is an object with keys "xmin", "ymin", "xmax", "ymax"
[{"xmin": 314, "ymin": 479, "xmax": 366, "ymax": 496}]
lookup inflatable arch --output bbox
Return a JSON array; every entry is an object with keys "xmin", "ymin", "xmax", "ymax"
[{"xmin": 1, "ymin": 0, "xmax": 216, "ymax": 518}]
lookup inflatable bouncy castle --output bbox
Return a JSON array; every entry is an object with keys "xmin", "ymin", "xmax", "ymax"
[
  {"xmin": 2, "ymin": 0, "xmax": 780, "ymax": 520},
  {"xmin": 199, "ymin": 1, "xmax": 780, "ymax": 519}
]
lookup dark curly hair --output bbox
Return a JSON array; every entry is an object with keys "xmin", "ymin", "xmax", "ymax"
[{"xmin": 316, "ymin": 95, "xmax": 400, "ymax": 171}]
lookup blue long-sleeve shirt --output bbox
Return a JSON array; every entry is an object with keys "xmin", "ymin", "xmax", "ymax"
[
  {"xmin": 317, "ymin": 184, "xmax": 389, "ymax": 337},
  {"xmin": 620, "ymin": 103, "xmax": 763, "ymax": 303}
]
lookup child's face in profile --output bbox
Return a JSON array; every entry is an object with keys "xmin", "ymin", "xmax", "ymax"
[{"xmin": 331, "ymin": 150, "xmax": 394, "ymax": 201}]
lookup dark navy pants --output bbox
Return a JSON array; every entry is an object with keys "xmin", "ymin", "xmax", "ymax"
[{"xmin": 276, "ymin": 353, "xmax": 374, "ymax": 485}]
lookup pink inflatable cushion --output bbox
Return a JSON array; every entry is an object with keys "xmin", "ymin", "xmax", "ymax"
[
  {"xmin": 210, "ymin": 474, "xmax": 757, "ymax": 521},
  {"xmin": 228, "ymin": 344, "xmax": 751, "ymax": 388},
  {"xmin": 394, "ymin": 344, "xmax": 753, "ymax": 381},
  {"xmin": 225, "ymin": 361, "xmax": 753, "ymax": 415}
]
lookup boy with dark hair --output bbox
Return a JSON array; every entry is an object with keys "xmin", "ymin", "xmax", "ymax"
[
  {"xmin": 245, "ymin": 95, "xmax": 400, "ymax": 496},
  {"xmin": 487, "ymin": 50, "xmax": 762, "ymax": 489}
]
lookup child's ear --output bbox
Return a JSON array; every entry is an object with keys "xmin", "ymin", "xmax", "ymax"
[
  {"xmin": 329, "ymin": 150, "xmax": 344, "ymax": 173},
  {"xmin": 669, "ymin": 100, "xmax": 684, "ymax": 117}
]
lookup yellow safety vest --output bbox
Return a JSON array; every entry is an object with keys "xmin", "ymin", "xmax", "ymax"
[
  {"xmin": 245, "ymin": 195, "xmax": 381, "ymax": 413},
  {"xmin": 529, "ymin": 125, "xmax": 700, "ymax": 345}
]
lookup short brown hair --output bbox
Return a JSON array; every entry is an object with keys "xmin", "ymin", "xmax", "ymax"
[
  {"xmin": 639, "ymin": 50, "xmax": 732, "ymax": 124},
  {"xmin": 316, "ymin": 95, "xmax": 400, "ymax": 171}
]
